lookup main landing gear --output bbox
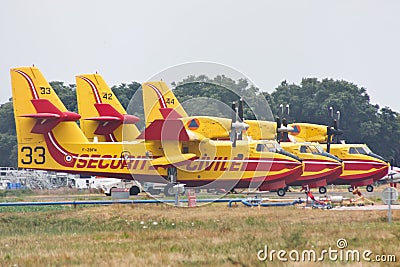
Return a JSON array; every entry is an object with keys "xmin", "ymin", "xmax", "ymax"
[
  {"xmin": 164, "ymin": 167, "xmax": 183, "ymax": 197},
  {"xmin": 348, "ymin": 185, "xmax": 374, "ymax": 193},
  {"xmin": 276, "ymin": 186, "xmax": 290, "ymax": 197},
  {"xmin": 348, "ymin": 186, "xmax": 354, "ymax": 192},
  {"xmin": 318, "ymin": 186, "xmax": 327, "ymax": 194}
]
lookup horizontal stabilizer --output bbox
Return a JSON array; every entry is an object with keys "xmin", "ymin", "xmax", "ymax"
[
  {"xmin": 85, "ymin": 116, "xmax": 120, "ymax": 122},
  {"xmin": 159, "ymin": 108, "xmax": 182, "ymax": 120},
  {"xmin": 22, "ymin": 113, "xmax": 60, "ymax": 119},
  {"xmin": 138, "ymin": 119, "xmax": 190, "ymax": 141},
  {"xmin": 95, "ymin": 103, "xmax": 140, "ymax": 123},
  {"xmin": 21, "ymin": 99, "xmax": 81, "ymax": 134},
  {"xmin": 86, "ymin": 103, "xmax": 140, "ymax": 136}
]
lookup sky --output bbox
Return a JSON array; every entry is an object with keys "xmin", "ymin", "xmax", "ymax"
[{"xmin": 1, "ymin": 0, "xmax": 400, "ymax": 112}]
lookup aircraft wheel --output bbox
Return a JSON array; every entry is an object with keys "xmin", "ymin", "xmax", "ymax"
[
  {"xmin": 277, "ymin": 188, "xmax": 286, "ymax": 197},
  {"xmin": 348, "ymin": 187, "xmax": 354, "ymax": 192},
  {"xmin": 319, "ymin": 186, "xmax": 327, "ymax": 194},
  {"xmin": 164, "ymin": 183, "xmax": 175, "ymax": 197},
  {"xmin": 129, "ymin": 186, "xmax": 140, "ymax": 196},
  {"xmin": 366, "ymin": 185, "xmax": 374, "ymax": 192}
]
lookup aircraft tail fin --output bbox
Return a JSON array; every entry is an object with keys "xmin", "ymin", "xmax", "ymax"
[
  {"xmin": 142, "ymin": 81, "xmax": 188, "ymax": 126},
  {"xmin": 76, "ymin": 74, "xmax": 140, "ymax": 142},
  {"xmin": 11, "ymin": 66, "xmax": 88, "ymax": 169}
]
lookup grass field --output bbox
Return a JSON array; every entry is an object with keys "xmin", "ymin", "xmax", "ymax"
[{"xmin": 0, "ymin": 201, "xmax": 399, "ymax": 267}]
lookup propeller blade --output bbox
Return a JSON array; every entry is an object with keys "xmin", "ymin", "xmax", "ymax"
[
  {"xmin": 333, "ymin": 119, "xmax": 338, "ymax": 130},
  {"xmin": 329, "ymin": 106, "xmax": 334, "ymax": 119},
  {"xmin": 231, "ymin": 102, "xmax": 236, "ymax": 122},
  {"xmin": 238, "ymin": 98, "xmax": 244, "ymax": 122},
  {"xmin": 276, "ymin": 117, "xmax": 282, "ymax": 129},
  {"xmin": 281, "ymin": 118, "xmax": 289, "ymax": 141},
  {"xmin": 326, "ymin": 126, "xmax": 332, "ymax": 153},
  {"xmin": 230, "ymin": 101, "xmax": 237, "ymax": 146},
  {"xmin": 276, "ymin": 117, "xmax": 282, "ymax": 142},
  {"xmin": 230, "ymin": 129, "xmax": 237, "ymax": 147}
]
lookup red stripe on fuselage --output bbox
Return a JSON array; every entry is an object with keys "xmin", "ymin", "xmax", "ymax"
[{"xmin": 44, "ymin": 132, "xmax": 77, "ymax": 167}]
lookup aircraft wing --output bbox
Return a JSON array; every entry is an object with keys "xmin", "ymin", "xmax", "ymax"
[{"xmin": 151, "ymin": 153, "xmax": 197, "ymax": 167}]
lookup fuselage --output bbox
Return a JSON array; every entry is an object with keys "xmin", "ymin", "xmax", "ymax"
[
  {"xmin": 280, "ymin": 142, "xmax": 343, "ymax": 188},
  {"xmin": 322, "ymin": 144, "xmax": 389, "ymax": 187},
  {"xmin": 21, "ymin": 130, "xmax": 303, "ymax": 191}
]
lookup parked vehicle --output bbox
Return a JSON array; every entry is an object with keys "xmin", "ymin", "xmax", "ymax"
[{"xmin": 101, "ymin": 179, "xmax": 142, "ymax": 196}]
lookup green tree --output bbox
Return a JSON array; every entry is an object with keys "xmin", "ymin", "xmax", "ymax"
[
  {"xmin": 0, "ymin": 102, "xmax": 15, "ymax": 135},
  {"xmin": 0, "ymin": 133, "xmax": 17, "ymax": 167},
  {"xmin": 0, "ymin": 102, "xmax": 17, "ymax": 167},
  {"xmin": 50, "ymin": 82, "xmax": 77, "ymax": 112},
  {"xmin": 111, "ymin": 82, "xmax": 141, "ymax": 109},
  {"xmin": 173, "ymin": 75, "xmax": 273, "ymax": 121}
]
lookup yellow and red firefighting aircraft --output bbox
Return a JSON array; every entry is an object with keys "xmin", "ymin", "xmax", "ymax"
[
  {"xmin": 11, "ymin": 67, "xmax": 303, "ymax": 195},
  {"xmin": 288, "ymin": 122, "xmax": 389, "ymax": 192}
]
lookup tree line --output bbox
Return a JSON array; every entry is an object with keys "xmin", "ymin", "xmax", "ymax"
[{"xmin": 0, "ymin": 76, "xmax": 399, "ymax": 167}]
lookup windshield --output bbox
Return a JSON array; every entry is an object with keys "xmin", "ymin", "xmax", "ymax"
[
  {"xmin": 362, "ymin": 145, "xmax": 372, "ymax": 154},
  {"xmin": 349, "ymin": 146, "xmax": 372, "ymax": 155},
  {"xmin": 256, "ymin": 142, "xmax": 283, "ymax": 153},
  {"xmin": 314, "ymin": 144, "xmax": 325, "ymax": 154},
  {"xmin": 300, "ymin": 145, "xmax": 322, "ymax": 154},
  {"xmin": 256, "ymin": 143, "xmax": 277, "ymax": 152}
]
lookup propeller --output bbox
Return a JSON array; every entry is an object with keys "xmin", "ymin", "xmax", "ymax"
[
  {"xmin": 238, "ymin": 98, "xmax": 244, "ymax": 140},
  {"xmin": 276, "ymin": 104, "xmax": 293, "ymax": 142},
  {"xmin": 334, "ymin": 111, "xmax": 341, "ymax": 143},
  {"xmin": 230, "ymin": 98, "xmax": 249, "ymax": 147},
  {"xmin": 281, "ymin": 104, "xmax": 290, "ymax": 142},
  {"xmin": 230, "ymin": 101, "xmax": 237, "ymax": 147},
  {"xmin": 326, "ymin": 107, "xmax": 343, "ymax": 152}
]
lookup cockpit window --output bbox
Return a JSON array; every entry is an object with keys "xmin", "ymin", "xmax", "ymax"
[
  {"xmin": 308, "ymin": 145, "xmax": 320, "ymax": 153},
  {"xmin": 355, "ymin": 147, "xmax": 368, "ymax": 155},
  {"xmin": 349, "ymin": 147, "xmax": 358, "ymax": 154},
  {"xmin": 349, "ymin": 146, "xmax": 371, "ymax": 155},
  {"xmin": 256, "ymin": 144, "xmax": 263, "ymax": 152},
  {"xmin": 256, "ymin": 143, "xmax": 276, "ymax": 152},
  {"xmin": 362, "ymin": 146, "xmax": 372, "ymax": 154},
  {"xmin": 314, "ymin": 145, "xmax": 324, "ymax": 154},
  {"xmin": 300, "ymin": 145, "xmax": 314, "ymax": 153}
]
